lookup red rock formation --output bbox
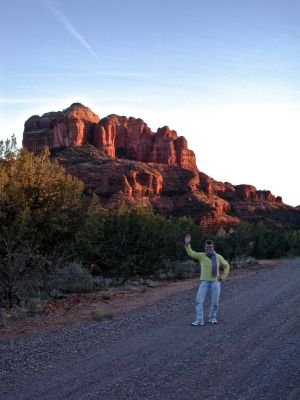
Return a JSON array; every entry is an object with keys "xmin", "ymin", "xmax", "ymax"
[
  {"xmin": 23, "ymin": 104, "xmax": 100, "ymax": 153},
  {"xmin": 93, "ymin": 123, "xmax": 116, "ymax": 157},
  {"xmin": 57, "ymin": 155, "xmax": 198, "ymax": 201},
  {"xmin": 235, "ymin": 185, "xmax": 258, "ymax": 201},
  {"xmin": 23, "ymin": 104, "xmax": 197, "ymax": 170},
  {"xmin": 235, "ymin": 185, "xmax": 281, "ymax": 203},
  {"xmin": 149, "ymin": 126, "xmax": 176, "ymax": 166},
  {"xmin": 175, "ymin": 136, "xmax": 197, "ymax": 169},
  {"xmin": 101, "ymin": 115, "xmax": 154, "ymax": 162},
  {"xmin": 22, "ymin": 104, "xmax": 300, "ymax": 231}
]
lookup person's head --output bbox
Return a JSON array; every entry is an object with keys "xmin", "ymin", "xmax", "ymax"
[{"xmin": 205, "ymin": 239, "xmax": 215, "ymax": 254}]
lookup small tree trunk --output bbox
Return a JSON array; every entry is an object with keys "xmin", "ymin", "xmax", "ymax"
[
  {"xmin": 8, "ymin": 286, "xmax": 13, "ymax": 309},
  {"xmin": 0, "ymin": 309, "xmax": 5, "ymax": 327}
]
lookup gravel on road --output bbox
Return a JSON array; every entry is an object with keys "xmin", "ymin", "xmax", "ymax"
[{"xmin": 0, "ymin": 259, "xmax": 299, "ymax": 400}]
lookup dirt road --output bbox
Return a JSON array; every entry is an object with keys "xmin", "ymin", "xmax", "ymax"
[{"xmin": 1, "ymin": 259, "xmax": 299, "ymax": 400}]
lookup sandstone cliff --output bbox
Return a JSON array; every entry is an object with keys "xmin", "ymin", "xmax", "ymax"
[
  {"xmin": 23, "ymin": 103, "xmax": 196, "ymax": 170},
  {"xmin": 22, "ymin": 103, "xmax": 300, "ymax": 231}
]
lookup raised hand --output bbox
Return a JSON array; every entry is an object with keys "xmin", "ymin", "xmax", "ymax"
[{"xmin": 185, "ymin": 233, "xmax": 191, "ymax": 245}]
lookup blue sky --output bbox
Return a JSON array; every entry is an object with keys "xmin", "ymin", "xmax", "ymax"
[{"xmin": 1, "ymin": 0, "xmax": 299, "ymax": 206}]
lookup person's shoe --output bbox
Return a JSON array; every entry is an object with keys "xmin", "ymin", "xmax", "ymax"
[
  {"xmin": 208, "ymin": 318, "xmax": 218, "ymax": 324},
  {"xmin": 191, "ymin": 320, "xmax": 204, "ymax": 326}
]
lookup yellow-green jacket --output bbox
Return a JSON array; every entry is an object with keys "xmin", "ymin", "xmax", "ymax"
[{"xmin": 185, "ymin": 244, "xmax": 230, "ymax": 281}]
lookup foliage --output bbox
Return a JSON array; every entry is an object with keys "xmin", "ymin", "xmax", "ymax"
[
  {"xmin": 78, "ymin": 204, "xmax": 179, "ymax": 278},
  {"xmin": 0, "ymin": 134, "xmax": 19, "ymax": 160},
  {"xmin": 49, "ymin": 262, "xmax": 94, "ymax": 294},
  {"xmin": 231, "ymin": 256, "xmax": 258, "ymax": 268},
  {"xmin": 0, "ymin": 146, "xmax": 85, "ymax": 263},
  {"xmin": 0, "ymin": 140, "xmax": 85, "ymax": 307},
  {"xmin": 0, "ymin": 136, "xmax": 299, "ymax": 309},
  {"xmin": 0, "ymin": 240, "xmax": 49, "ymax": 308}
]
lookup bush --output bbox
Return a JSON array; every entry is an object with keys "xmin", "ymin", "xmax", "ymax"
[
  {"xmin": 231, "ymin": 256, "xmax": 258, "ymax": 268},
  {"xmin": 0, "ymin": 245, "xmax": 50, "ymax": 309},
  {"xmin": 157, "ymin": 260, "xmax": 198, "ymax": 280},
  {"xmin": 8, "ymin": 305, "xmax": 27, "ymax": 321},
  {"xmin": 49, "ymin": 262, "xmax": 94, "ymax": 294}
]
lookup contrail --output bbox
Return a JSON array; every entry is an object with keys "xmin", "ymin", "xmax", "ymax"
[{"xmin": 41, "ymin": 0, "xmax": 101, "ymax": 63}]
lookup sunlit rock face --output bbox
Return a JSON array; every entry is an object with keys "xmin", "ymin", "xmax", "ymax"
[
  {"xmin": 23, "ymin": 103, "xmax": 196, "ymax": 170},
  {"xmin": 23, "ymin": 103, "xmax": 100, "ymax": 153},
  {"xmin": 23, "ymin": 103, "xmax": 300, "ymax": 231}
]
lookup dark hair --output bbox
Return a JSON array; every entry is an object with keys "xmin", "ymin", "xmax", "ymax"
[{"xmin": 205, "ymin": 240, "xmax": 215, "ymax": 246}]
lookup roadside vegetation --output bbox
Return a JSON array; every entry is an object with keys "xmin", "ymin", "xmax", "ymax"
[{"xmin": 1, "ymin": 136, "xmax": 299, "ymax": 317}]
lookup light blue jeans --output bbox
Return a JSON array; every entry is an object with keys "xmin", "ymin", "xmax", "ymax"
[{"xmin": 195, "ymin": 280, "xmax": 221, "ymax": 323}]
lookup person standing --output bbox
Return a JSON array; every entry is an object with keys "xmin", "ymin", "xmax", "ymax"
[{"xmin": 184, "ymin": 234, "xmax": 230, "ymax": 326}]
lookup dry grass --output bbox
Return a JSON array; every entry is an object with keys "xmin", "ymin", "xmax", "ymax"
[
  {"xmin": 100, "ymin": 291, "xmax": 112, "ymax": 300},
  {"xmin": 91, "ymin": 309, "xmax": 114, "ymax": 322}
]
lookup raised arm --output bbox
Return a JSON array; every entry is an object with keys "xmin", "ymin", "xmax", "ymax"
[{"xmin": 184, "ymin": 234, "xmax": 201, "ymax": 261}]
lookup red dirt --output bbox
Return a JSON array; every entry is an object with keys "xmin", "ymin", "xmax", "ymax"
[{"xmin": 0, "ymin": 259, "xmax": 282, "ymax": 341}]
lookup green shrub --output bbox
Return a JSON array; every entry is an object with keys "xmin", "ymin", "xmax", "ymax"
[
  {"xmin": 157, "ymin": 260, "xmax": 198, "ymax": 280},
  {"xmin": 231, "ymin": 256, "xmax": 258, "ymax": 268},
  {"xmin": 50, "ymin": 262, "xmax": 94, "ymax": 294}
]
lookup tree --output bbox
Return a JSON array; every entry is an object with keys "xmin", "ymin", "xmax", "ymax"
[
  {"xmin": 0, "ymin": 134, "xmax": 19, "ymax": 160},
  {"xmin": 0, "ymin": 146, "xmax": 85, "ymax": 307}
]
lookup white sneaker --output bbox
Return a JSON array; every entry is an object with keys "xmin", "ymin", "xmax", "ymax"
[
  {"xmin": 208, "ymin": 318, "xmax": 218, "ymax": 324},
  {"xmin": 191, "ymin": 320, "xmax": 204, "ymax": 326}
]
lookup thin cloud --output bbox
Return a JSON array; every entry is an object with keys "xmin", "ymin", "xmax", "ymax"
[
  {"xmin": 1, "ymin": 71, "xmax": 146, "ymax": 79},
  {"xmin": 0, "ymin": 95, "xmax": 153, "ymax": 105},
  {"xmin": 41, "ymin": 0, "xmax": 101, "ymax": 63},
  {"xmin": 0, "ymin": 98, "xmax": 57, "ymax": 104},
  {"xmin": 50, "ymin": 71, "xmax": 145, "ymax": 78}
]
